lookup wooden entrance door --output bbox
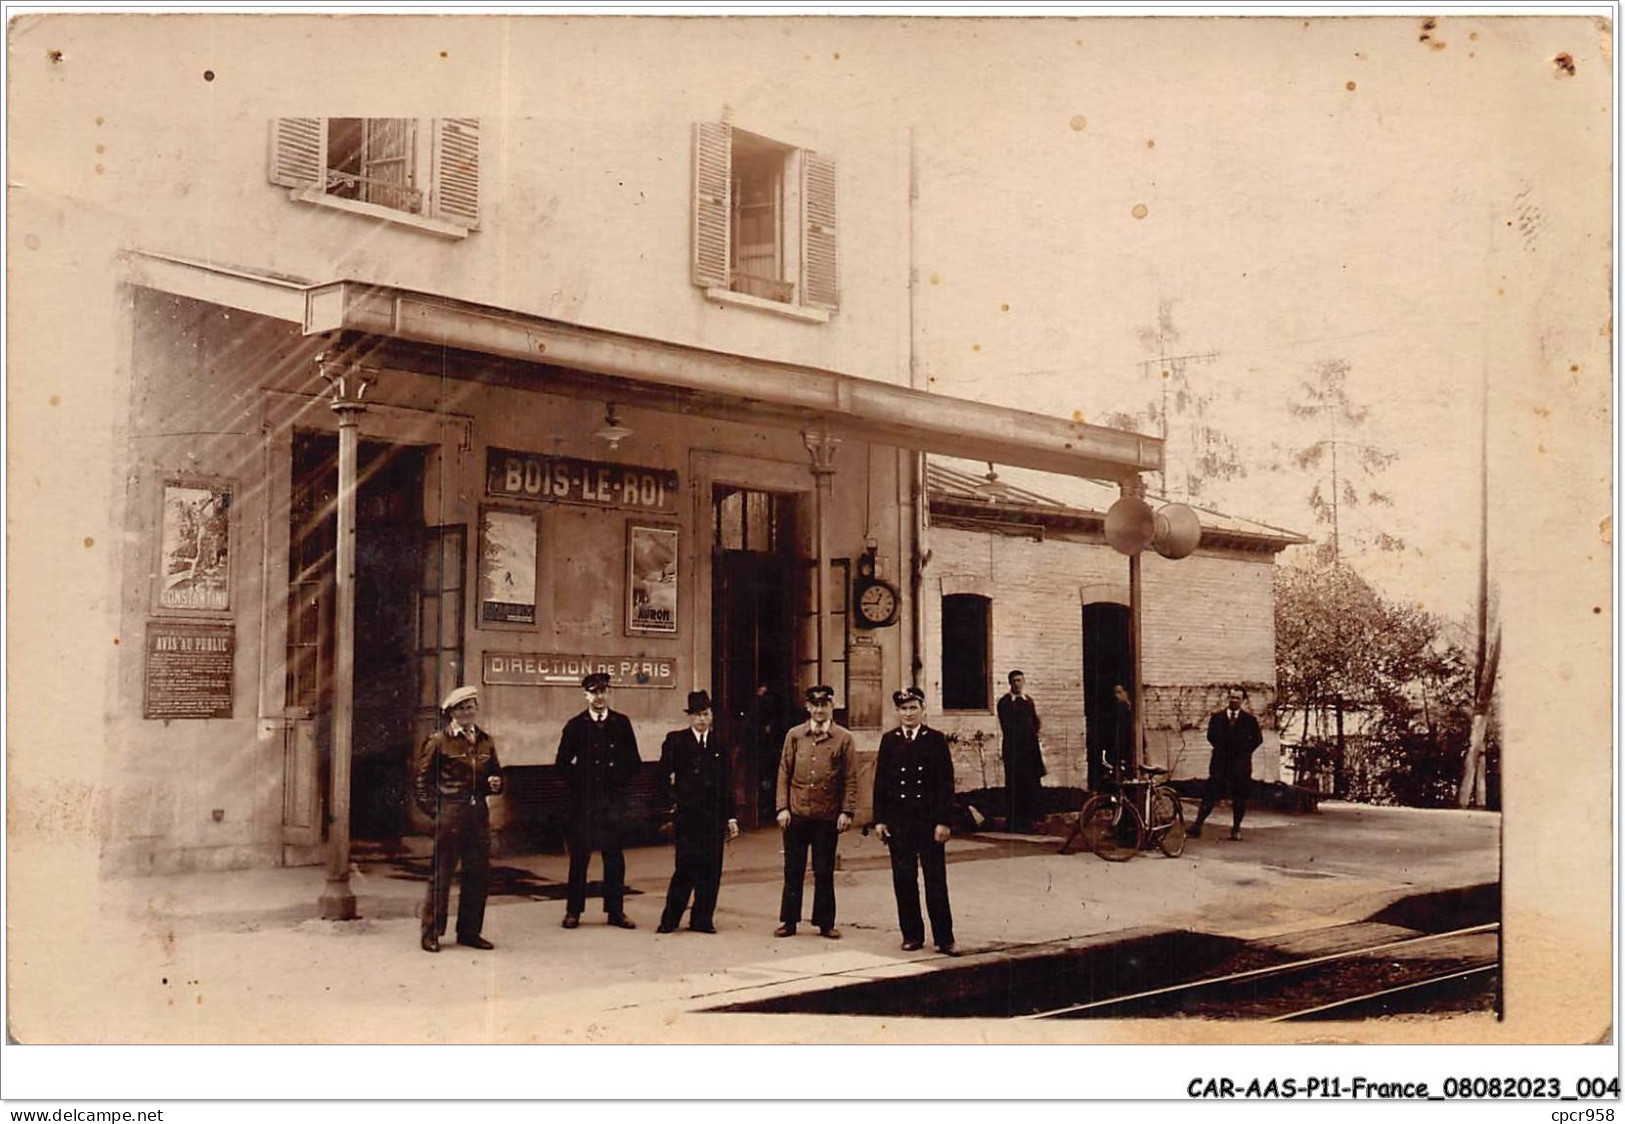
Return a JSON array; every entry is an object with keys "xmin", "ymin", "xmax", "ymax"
[{"xmin": 711, "ymin": 486, "xmax": 798, "ymax": 827}]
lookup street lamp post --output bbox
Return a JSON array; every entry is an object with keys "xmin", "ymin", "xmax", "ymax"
[{"xmin": 1105, "ymin": 480, "xmax": 1201, "ymax": 776}]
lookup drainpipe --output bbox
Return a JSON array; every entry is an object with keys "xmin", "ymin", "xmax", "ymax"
[{"xmin": 906, "ymin": 126, "xmax": 928, "ymax": 689}]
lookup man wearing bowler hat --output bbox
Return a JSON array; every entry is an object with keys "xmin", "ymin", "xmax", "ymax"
[
  {"xmin": 656, "ymin": 690, "xmax": 739, "ymax": 934},
  {"xmin": 774, "ymin": 684, "xmax": 857, "ymax": 939},
  {"xmin": 414, "ymin": 685, "xmax": 505, "ymax": 953},
  {"xmin": 873, "ymin": 686, "xmax": 958, "ymax": 955},
  {"xmin": 556, "ymin": 671, "xmax": 642, "ymax": 929}
]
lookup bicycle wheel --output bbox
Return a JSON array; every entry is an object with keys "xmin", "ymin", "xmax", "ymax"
[
  {"xmin": 1152, "ymin": 786, "xmax": 1187, "ymax": 858},
  {"xmin": 1082, "ymin": 796, "xmax": 1143, "ymax": 862}
]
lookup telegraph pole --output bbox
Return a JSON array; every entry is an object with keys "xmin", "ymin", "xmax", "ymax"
[{"xmin": 1134, "ymin": 347, "xmax": 1218, "ymax": 497}]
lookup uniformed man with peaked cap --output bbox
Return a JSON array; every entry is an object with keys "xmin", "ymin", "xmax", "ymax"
[
  {"xmin": 774, "ymin": 684, "xmax": 857, "ymax": 939},
  {"xmin": 556, "ymin": 671, "xmax": 643, "ymax": 929},
  {"xmin": 873, "ymin": 686, "xmax": 958, "ymax": 955}
]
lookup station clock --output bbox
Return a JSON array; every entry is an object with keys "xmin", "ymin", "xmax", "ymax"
[{"xmin": 852, "ymin": 549, "xmax": 900, "ymax": 629}]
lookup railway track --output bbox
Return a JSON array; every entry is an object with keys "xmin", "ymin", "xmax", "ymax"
[{"xmin": 1023, "ymin": 922, "xmax": 1500, "ymax": 1021}]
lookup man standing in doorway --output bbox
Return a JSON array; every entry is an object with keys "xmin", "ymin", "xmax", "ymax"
[
  {"xmin": 557, "ymin": 671, "xmax": 642, "ymax": 929},
  {"xmin": 1191, "ymin": 687, "xmax": 1264, "ymax": 841},
  {"xmin": 1110, "ymin": 683, "xmax": 1137, "ymax": 786},
  {"xmin": 656, "ymin": 690, "xmax": 739, "ymax": 934},
  {"xmin": 873, "ymin": 686, "xmax": 957, "ymax": 956},
  {"xmin": 774, "ymin": 684, "xmax": 857, "ymax": 939},
  {"xmin": 414, "ymin": 685, "xmax": 504, "ymax": 953},
  {"xmin": 997, "ymin": 670, "xmax": 1046, "ymax": 833}
]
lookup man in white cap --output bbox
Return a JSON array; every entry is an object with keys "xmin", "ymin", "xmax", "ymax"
[{"xmin": 414, "ymin": 685, "xmax": 505, "ymax": 953}]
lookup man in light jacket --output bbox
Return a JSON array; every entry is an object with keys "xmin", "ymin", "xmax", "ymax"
[{"xmin": 774, "ymin": 684, "xmax": 857, "ymax": 939}]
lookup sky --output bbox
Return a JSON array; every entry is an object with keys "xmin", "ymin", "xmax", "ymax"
[{"xmin": 874, "ymin": 13, "xmax": 1612, "ymax": 625}]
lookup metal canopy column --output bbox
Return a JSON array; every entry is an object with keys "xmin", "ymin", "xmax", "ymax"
[
  {"xmin": 317, "ymin": 349, "xmax": 374, "ymax": 921},
  {"xmin": 803, "ymin": 429, "xmax": 841, "ymax": 691}
]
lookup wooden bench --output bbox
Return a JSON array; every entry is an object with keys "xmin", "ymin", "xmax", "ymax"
[{"xmin": 500, "ymin": 763, "xmax": 671, "ymax": 851}]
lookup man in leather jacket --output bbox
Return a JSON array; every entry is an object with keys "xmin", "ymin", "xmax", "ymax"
[
  {"xmin": 556, "ymin": 671, "xmax": 642, "ymax": 929},
  {"xmin": 414, "ymin": 685, "xmax": 504, "ymax": 953}
]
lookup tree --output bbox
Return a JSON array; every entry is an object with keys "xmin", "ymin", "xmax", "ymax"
[
  {"xmin": 1275, "ymin": 555, "xmax": 1493, "ymax": 807},
  {"xmin": 1100, "ymin": 299, "xmax": 1242, "ymax": 502},
  {"xmin": 1281, "ymin": 358, "xmax": 1402, "ymax": 564}
]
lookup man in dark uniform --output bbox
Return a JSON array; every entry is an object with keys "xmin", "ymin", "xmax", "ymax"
[
  {"xmin": 774, "ymin": 684, "xmax": 857, "ymax": 939},
  {"xmin": 556, "ymin": 671, "xmax": 642, "ymax": 929},
  {"xmin": 872, "ymin": 686, "xmax": 957, "ymax": 956},
  {"xmin": 1191, "ymin": 687, "xmax": 1264, "ymax": 841},
  {"xmin": 996, "ymin": 669, "xmax": 1046, "ymax": 832},
  {"xmin": 656, "ymin": 689, "xmax": 739, "ymax": 934},
  {"xmin": 414, "ymin": 685, "xmax": 504, "ymax": 953}
]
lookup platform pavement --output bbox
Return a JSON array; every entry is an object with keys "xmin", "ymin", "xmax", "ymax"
[{"xmin": 6, "ymin": 801, "xmax": 1499, "ymax": 1044}]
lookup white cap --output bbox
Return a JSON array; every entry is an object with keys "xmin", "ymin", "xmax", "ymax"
[{"xmin": 441, "ymin": 685, "xmax": 479, "ymax": 711}]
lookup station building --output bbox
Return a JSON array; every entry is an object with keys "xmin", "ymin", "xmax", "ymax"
[
  {"xmin": 920, "ymin": 462, "xmax": 1304, "ymax": 794},
  {"xmin": 8, "ymin": 21, "xmax": 1307, "ymax": 877}
]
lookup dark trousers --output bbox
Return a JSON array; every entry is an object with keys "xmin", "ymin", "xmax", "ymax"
[
  {"xmin": 779, "ymin": 816, "xmax": 839, "ymax": 929},
  {"xmin": 887, "ymin": 826, "xmax": 953, "ymax": 947},
  {"xmin": 566, "ymin": 815, "xmax": 627, "ymax": 917},
  {"xmin": 1006, "ymin": 765, "xmax": 1043, "ymax": 829},
  {"xmin": 661, "ymin": 819, "xmax": 726, "ymax": 929},
  {"xmin": 422, "ymin": 802, "xmax": 490, "ymax": 939},
  {"xmin": 1194, "ymin": 755, "xmax": 1253, "ymax": 830}
]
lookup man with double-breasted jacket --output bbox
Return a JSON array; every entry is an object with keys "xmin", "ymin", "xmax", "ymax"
[
  {"xmin": 774, "ymin": 684, "xmax": 857, "ymax": 939},
  {"xmin": 656, "ymin": 690, "xmax": 739, "ymax": 934},
  {"xmin": 414, "ymin": 685, "xmax": 505, "ymax": 953},
  {"xmin": 1191, "ymin": 687, "xmax": 1264, "ymax": 841},
  {"xmin": 556, "ymin": 671, "xmax": 642, "ymax": 929},
  {"xmin": 873, "ymin": 686, "xmax": 958, "ymax": 955}
]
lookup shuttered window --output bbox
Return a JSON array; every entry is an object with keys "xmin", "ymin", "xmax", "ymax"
[
  {"xmin": 269, "ymin": 117, "xmax": 480, "ymax": 234},
  {"xmin": 692, "ymin": 122, "xmax": 838, "ymax": 314}
]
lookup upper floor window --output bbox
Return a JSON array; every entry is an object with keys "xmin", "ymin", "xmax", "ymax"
[
  {"xmin": 692, "ymin": 122, "xmax": 838, "ymax": 319},
  {"xmin": 269, "ymin": 118, "xmax": 481, "ymax": 237}
]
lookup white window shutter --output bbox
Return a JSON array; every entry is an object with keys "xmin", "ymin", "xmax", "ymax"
[
  {"xmin": 431, "ymin": 118, "xmax": 481, "ymax": 229},
  {"xmin": 802, "ymin": 151, "xmax": 838, "ymax": 309},
  {"xmin": 269, "ymin": 118, "xmax": 326, "ymax": 188},
  {"xmin": 692, "ymin": 122, "xmax": 731, "ymax": 290}
]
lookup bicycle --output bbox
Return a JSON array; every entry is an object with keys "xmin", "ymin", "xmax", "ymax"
[{"xmin": 1068, "ymin": 763, "xmax": 1188, "ymax": 861}]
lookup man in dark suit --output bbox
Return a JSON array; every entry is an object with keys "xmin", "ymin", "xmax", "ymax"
[
  {"xmin": 873, "ymin": 686, "xmax": 957, "ymax": 955},
  {"xmin": 656, "ymin": 689, "xmax": 739, "ymax": 934},
  {"xmin": 1191, "ymin": 687, "xmax": 1265, "ymax": 841},
  {"xmin": 996, "ymin": 669, "xmax": 1046, "ymax": 832},
  {"xmin": 414, "ymin": 685, "xmax": 504, "ymax": 953},
  {"xmin": 556, "ymin": 671, "xmax": 642, "ymax": 929}
]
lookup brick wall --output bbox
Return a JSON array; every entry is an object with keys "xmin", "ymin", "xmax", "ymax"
[{"xmin": 922, "ymin": 523, "xmax": 1282, "ymax": 788}]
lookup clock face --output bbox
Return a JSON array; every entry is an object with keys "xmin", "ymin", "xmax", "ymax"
[{"xmin": 858, "ymin": 581, "xmax": 898, "ymax": 626}]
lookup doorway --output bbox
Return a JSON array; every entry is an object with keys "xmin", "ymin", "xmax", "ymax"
[
  {"xmin": 287, "ymin": 431, "xmax": 428, "ymax": 844},
  {"xmin": 1081, "ymin": 601, "xmax": 1132, "ymax": 792},
  {"xmin": 711, "ymin": 485, "xmax": 801, "ymax": 828}
]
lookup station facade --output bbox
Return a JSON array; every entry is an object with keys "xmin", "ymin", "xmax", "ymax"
[{"xmin": 9, "ymin": 21, "xmax": 1319, "ymax": 877}]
